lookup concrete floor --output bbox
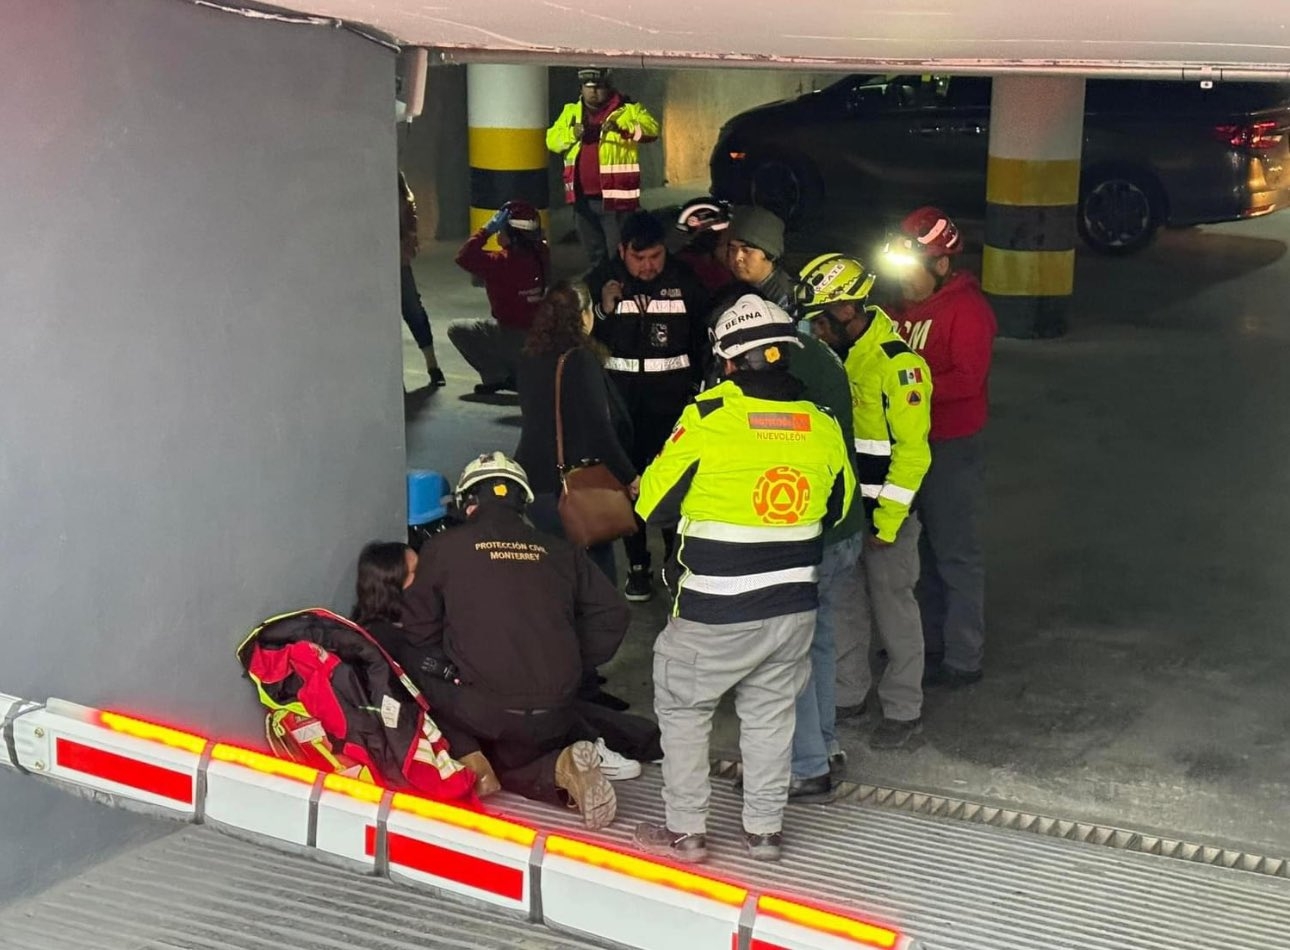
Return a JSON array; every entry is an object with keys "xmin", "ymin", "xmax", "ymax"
[{"xmin": 403, "ymin": 198, "xmax": 1290, "ymax": 857}]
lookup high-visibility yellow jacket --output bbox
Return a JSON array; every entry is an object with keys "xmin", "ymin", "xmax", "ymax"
[
  {"xmin": 545, "ymin": 99, "xmax": 659, "ymax": 211},
  {"xmin": 845, "ymin": 306, "xmax": 933, "ymax": 542},
  {"xmin": 635, "ymin": 374, "xmax": 856, "ymax": 624}
]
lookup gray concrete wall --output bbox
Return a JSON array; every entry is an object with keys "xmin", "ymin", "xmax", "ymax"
[{"xmin": 0, "ymin": 0, "xmax": 404, "ymax": 904}]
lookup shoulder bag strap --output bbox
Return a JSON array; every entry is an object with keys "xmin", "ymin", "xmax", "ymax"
[{"xmin": 555, "ymin": 350, "xmax": 570, "ymax": 475}]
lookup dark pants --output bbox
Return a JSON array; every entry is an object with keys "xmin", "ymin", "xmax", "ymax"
[
  {"xmin": 400, "ymin": 264, "xmax": 435, "ymax": 350},
  {"xmin": 622, "ymin": 401, "xmax": 684, "ymax": 571},
  {"xmin": 624, "ymin": 518, "xmax": 675, "ymax": 571},
  {"xmin": 424, "ymin": 681, "xmax": 590, "ymax": 805},
  {"xmin": 528, "ymin": 492, "xmax": 617, "ymax": 586},
  {"xmin": 573, "ymin": 195, "xmax": 625, "ymax": 272},
  {"xmin": 916, "ymin": 432, "xmax": 987, "ymax": 673},
  {"xmin": 424, "ymin": 681, "xmax": 662, "ymax": 804}
]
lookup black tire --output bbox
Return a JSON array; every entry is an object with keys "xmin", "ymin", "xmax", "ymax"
[
  {"xmin": 748, "ymin": 154, "xmax": 821, "ymax": 224},
  {"xmin": 1077, "ymin": 168, "xmax": 1164, "ymax": 255}
]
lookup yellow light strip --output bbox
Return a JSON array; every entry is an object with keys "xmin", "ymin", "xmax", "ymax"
[
  {"xmin": 322, "ymin": 773, "xmax": 385, "ymax": 804},
  {"xmin": 546, "ymin": 835, "xmax": 748, "ymax": 907},
  {"xmin": 99, "ymin": 712, "xmax": 208, "ymax": 755},
  {"xmin": 758, "ymin": 894, "xmax": 899, "ymax": 949},
  {"xmin": 211, "ymin": 743, "xmax": 319, "ymax": 785},
  {"xmin": 391, "ymin": 792, "xmax": 537, "ymax": 848}
]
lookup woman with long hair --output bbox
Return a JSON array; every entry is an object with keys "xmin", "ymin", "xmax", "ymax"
[
  {"xmin": 515, "ymin": 280, "xmax": 637, "ymax": 586},
  {"xmin": 351, "ymin": 541, "xmax": 415, "ymax": 632}
]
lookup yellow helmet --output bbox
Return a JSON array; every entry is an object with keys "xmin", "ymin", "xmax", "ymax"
[{"xmin": 795, "ymin": 253, "xmax": 876, "ymax": 315}]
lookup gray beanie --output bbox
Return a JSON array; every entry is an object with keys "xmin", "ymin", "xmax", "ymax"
[{"xmin": 728, "ymin": 206, "xmax": 785, "ymax": 260}]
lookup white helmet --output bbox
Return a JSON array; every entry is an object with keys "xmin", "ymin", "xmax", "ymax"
[
  {"xmin": 454, "ymin": 451, "xmax": 534, "ymax": 506},
  {"xmin": 710, "ymin": 293, "xmax": 804, "ymax": 361}
]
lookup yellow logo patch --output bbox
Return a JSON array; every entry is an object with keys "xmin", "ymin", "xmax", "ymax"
[{"xmin": 752, "ymin": 466, "xmax": 811, "ymax": 525}]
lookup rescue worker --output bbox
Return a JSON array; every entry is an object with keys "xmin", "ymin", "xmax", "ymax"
[
  {"xmin": 398, "ymin": 452, "xmax": 629, "ymax": 829},
  {"xmin": 450, "ymin": 200, "xmax": 549, "ymax": 394},
  {"xmin": 546, "ymin": 67, "xmax": 659, "ymax": 270},
  {"xmin": 586, "ymin": 211, "xmax": 709, "ymax": 602},
  {"xmin": 725, "ymin": 205, "xmax": 795, "ymax": 310},
  {"xmin": 633, "ymin": 295, "xmax": 855, "ymax": 863},
  {"xmin": 885, "ymin": 208, "xmax": 997, "ymax": 688},
  {"xmin": 798, "ymin": 253, "xmax": 933, "ymax": 750},
  {"xmin": 782, "ymin": 303, "xmax": 865, "ymax": 794},
  {"xmin": 674, "ymin": 197, "xmax": 734, "ymax": 293}
]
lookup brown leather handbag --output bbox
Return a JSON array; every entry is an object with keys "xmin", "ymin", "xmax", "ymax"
[{"xmin": 555, "ymin": 350, "xmax": 639, "ymax": 548}]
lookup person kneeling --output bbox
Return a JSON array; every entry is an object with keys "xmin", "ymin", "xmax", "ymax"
[{"xmin": 393, "ymin": 451, "xmax": 632, "ymax": 829}]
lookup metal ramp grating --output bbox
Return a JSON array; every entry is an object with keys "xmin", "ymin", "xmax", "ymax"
[
  {"xmin": 710, "ymin": 760, "xmax": 1290, "ymax": 879},
  {"xmin": 490, "ymin": 765, "xmax": 1290, "ymax": 950},
  {"xmin": 0, "ymin": 826, "xmax": 601, "ymax": 950}
]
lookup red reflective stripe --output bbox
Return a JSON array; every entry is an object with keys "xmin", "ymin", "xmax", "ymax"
[
  {"xmin": 55, "ymin": 738, "xmax": 193, "ymax": 804},
  {"xmin": 749, "ymin": 941, "xmax": 790, "ymax": 950},
  {"xmin": 364, "ymin": 825, "xmax": 523, "ymax": 901}
]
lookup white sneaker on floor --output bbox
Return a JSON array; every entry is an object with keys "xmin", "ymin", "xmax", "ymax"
[{"xmin": 595, "ymin": 737, "xmax": 642, "ymax": 781}]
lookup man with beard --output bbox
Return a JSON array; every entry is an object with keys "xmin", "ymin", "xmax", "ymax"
[{"xmin": 586, "ymin": 211, "xmax": 709, "ymax": 602}]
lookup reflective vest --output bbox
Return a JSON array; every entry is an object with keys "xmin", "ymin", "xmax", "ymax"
[
  {"xmin": 845, "ymin": 307, "xmax": 933, "ymax": 542},
  {"xmin": 636, "ymin": 377, "xmax": 856, "ymax": 624},
  {"xmin": 545, "ymin": 100, "xmax": 660, "ymax": 211}
]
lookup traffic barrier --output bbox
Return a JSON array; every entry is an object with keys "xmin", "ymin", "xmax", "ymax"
[
  {"xmin": 315, "ymin": 773, "xmax": 386, "ymax": 872},
  {"xmin": 0, "ymin": 691, "xmax": 916, "ymax": 950},
  {"xmin": 749, "ymin": 894, "xmax": 909, "ymax": 950},
  {"xmin": 6, "ymin": 701, "xmax": 206, "ymax": 820},
  {"xmin": 381, "ymin": 791, "xmax": 536, "ymax": 913},
  {"xmin": 540, "ymin": 834, "xmax": 748, "ymax": 948},
  {"xmin": 204, "ymin": 744, "xmax": 317, "ymax": 846}
]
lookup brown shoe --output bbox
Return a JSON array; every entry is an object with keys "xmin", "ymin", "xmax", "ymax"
[
  {"xmin": 460, "ymin": 751, "xmax": 501, "ymax": 798},
  {"xmin": 555, "ymin": 740, "xmax": 617, "ymax": 830}
]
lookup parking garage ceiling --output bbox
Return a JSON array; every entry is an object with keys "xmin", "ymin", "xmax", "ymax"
[{"xmin": 263, "ymin": 0, "xmax": 1290, "ymax": 79}]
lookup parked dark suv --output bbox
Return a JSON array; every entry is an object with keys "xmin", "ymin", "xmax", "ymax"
[{"xmin": 710, "ymin": 75, "xmax": 1290, "ymax": 254}]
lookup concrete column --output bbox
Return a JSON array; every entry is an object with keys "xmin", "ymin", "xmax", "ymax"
[
  {"xmin": 983, "ymin": 76, "xmax": 1086, "ymax": 338},
  {"xmin": 467, "ymin": 64, "xmax": 549, "ymax": 242}
]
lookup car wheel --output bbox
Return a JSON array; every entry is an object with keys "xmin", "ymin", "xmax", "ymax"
[
  {"xmin": 1078, "ymin": 169, "xmax": 1163, "ymax": 255},
  {"xmin": 748, "ymin": 155, "xmax": 819, "ymax": 224}
]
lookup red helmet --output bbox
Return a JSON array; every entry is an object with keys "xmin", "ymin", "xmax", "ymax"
[
  {"xmin": 502, "ymin": 200, "xmax": 541, "ymax": 232},
  {"xmin": 898, "ymin": 206, "xmax": 962, "ymax": 257}
]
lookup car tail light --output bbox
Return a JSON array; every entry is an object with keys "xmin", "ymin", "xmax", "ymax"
[
  {"xmin": 728, "ymin": 151, "xmax": 746, "ymax": 161},
  {"xmin": 1213, "ymin": 121, "xmax": 1283, "ymax": 150}
]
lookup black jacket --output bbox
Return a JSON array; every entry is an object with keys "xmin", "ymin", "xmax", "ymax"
[
  {"xmin": 515, "ymin": 346, "xmax": 636, "ymax": 495},
  {"xmin": 400, "ymin": 504, "xmax": 629, "ymax": 709},
  {"xmin": 587, "ymin": 255, "xmax": 709, "ymax": 403}
]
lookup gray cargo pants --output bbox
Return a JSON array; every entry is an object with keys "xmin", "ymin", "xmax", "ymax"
[
  {"xmin": 653, "ymin": 611, "xmax": 815, "ymax": 836},
  {"xmin": 447, "ymin": 320, "xmax": 527, "ymax": 387},
  {"xmin": 834, "ymin": 514, "xmax": 924, "ymax": 722},
  {"xmin": 917, "ymin": 433, "xmax": 987, "ymax": 673}
]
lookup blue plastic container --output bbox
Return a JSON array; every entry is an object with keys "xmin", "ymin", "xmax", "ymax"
[{"xmin": 406, "ymin": 470, "xmax": 449, "ymax": 526}]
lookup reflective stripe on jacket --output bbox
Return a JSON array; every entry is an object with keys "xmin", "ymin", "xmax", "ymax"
[
  {"xmin": 545, "ymin": 99, "xmax": 660, "ymax": 211},
  {"xmin": 635, "ymin": 375, "xmax": 856, "ymax": 624},
  {"xmin": 845, "ymin": 306, "xmax": 933, "ymax": 542}
]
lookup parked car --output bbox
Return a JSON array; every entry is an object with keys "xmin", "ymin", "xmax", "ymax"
[{"xmin": 710, "ymin": 75, "xmax": 1290, "ymax": 254}]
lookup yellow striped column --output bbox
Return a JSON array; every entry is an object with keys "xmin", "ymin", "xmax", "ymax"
[
  {"xmin": 983, "ymin": 76, "xmax": 1086, "ymax": 338},
  {"xmin": 467, "ymin": 64, "xmax": 549, "ymax": 245}
]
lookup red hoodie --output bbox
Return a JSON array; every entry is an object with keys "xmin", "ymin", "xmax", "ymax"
[
  {"xmin": 454, "ymin": 231, "xmax": 550, "ymax": 330},
  {"xmin": 890, "ymin": 271, "xmax": 997, "ymax": 442}
]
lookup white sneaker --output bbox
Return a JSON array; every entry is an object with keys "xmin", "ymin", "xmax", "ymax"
[{"xmin": 595, "ymin": 737, "xmax": 642, "ymax": 781}]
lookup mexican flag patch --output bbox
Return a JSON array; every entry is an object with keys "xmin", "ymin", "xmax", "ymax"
[{"xmin": 897, "ymin": 367, "xmax": 924, "ymax": 386}]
